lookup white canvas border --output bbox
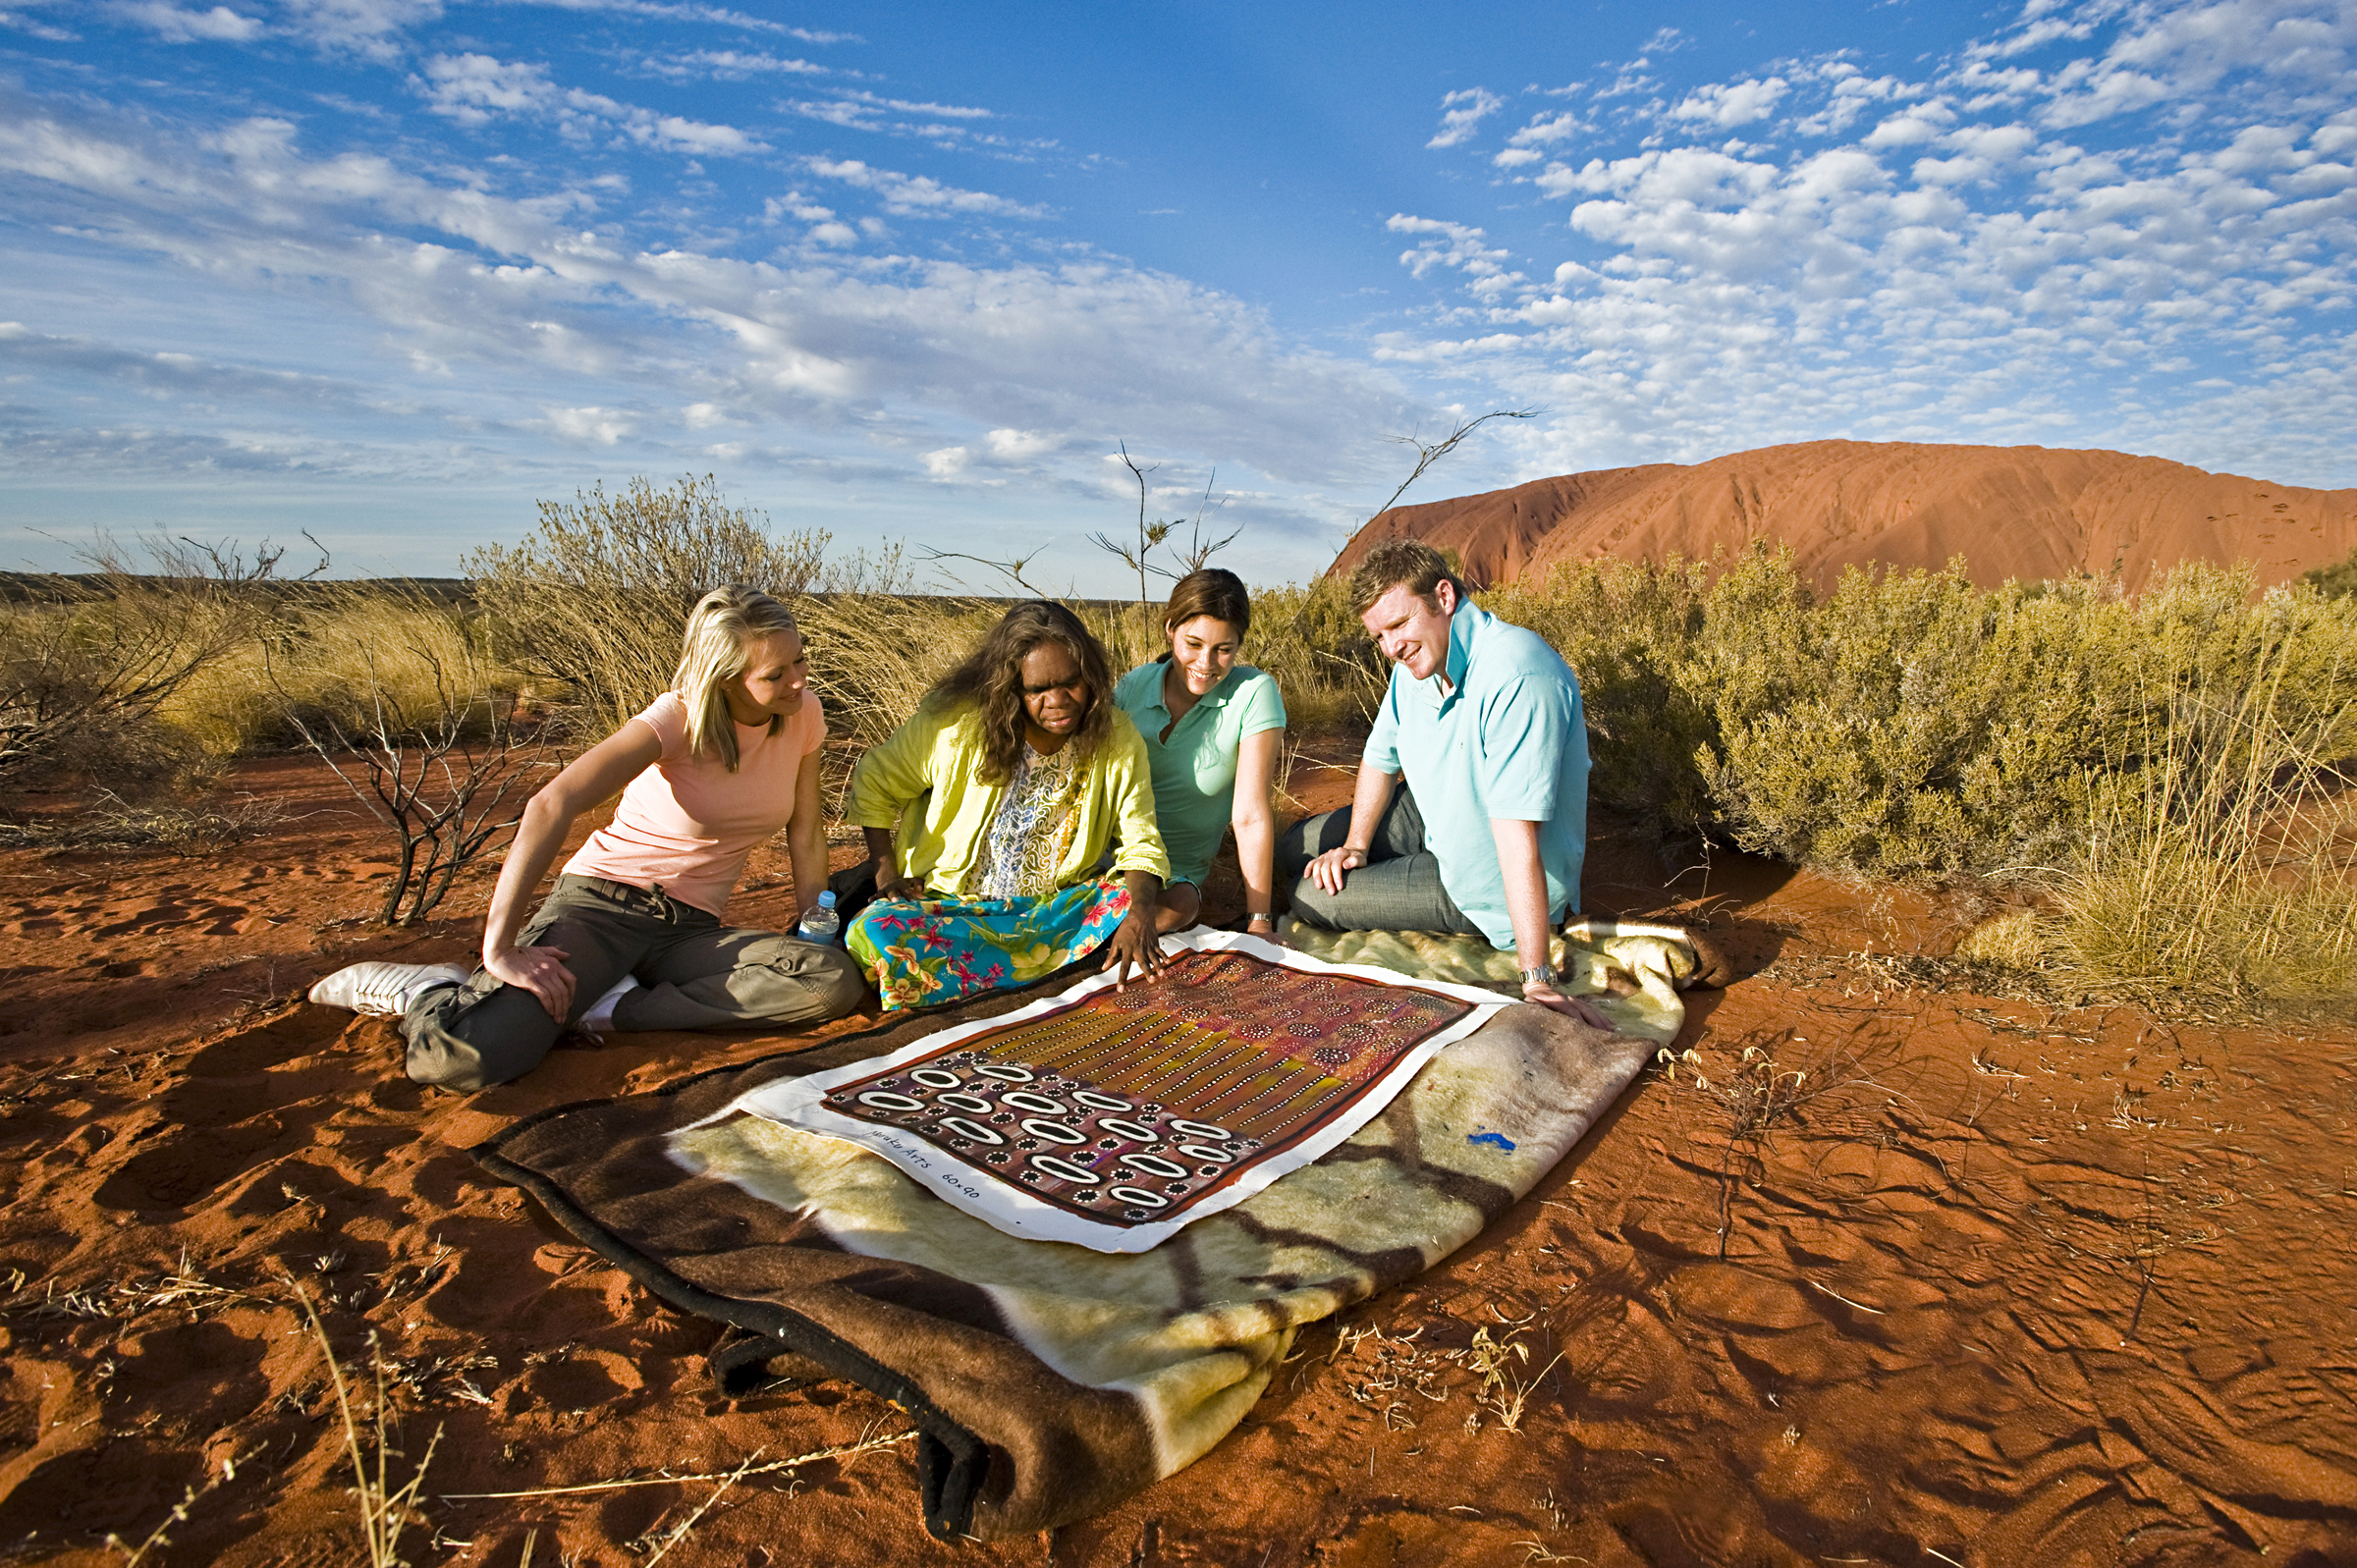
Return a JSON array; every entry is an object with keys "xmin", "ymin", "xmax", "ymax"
[{"xmin": 708, "ymin": 928, "xmax": 1510, "ymax": 1254}]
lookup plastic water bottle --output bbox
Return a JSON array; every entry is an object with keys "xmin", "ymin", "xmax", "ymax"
[{"xmin": 796, "ymin": 890, "xmax": 841, "ymax": 946}]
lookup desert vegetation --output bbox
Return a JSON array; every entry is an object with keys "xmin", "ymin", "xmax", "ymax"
[{"xmin": 5, "ymin": 477, "xmax": 2350, "ymax": 1005}]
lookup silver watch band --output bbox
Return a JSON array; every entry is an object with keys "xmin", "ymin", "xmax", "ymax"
[{"xmin": 1519, "ymin": 963, "xmax": 1560, "ymax": 988}]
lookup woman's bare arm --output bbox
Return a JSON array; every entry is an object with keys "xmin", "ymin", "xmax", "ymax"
[
  {"xmin": 1231, "ymin": 727, "xmax": 1284, "ymax": 928},
  {"xmin": 480, "ymin": 721, "xmax": 662, "ymax": 1019},
  {"xmin": 787, "ymin": 744, "xmax": 828, "ymax": 920}
]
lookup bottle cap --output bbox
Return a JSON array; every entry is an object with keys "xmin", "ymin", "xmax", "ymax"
[{"xmin": 817, "ymin": 890, "xmax": 837, "ymax": 908}]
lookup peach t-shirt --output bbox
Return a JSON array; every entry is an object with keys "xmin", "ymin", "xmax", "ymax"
[{"xmin": 561, "ymin": 689, "xmax": 824, "ymax": 917}]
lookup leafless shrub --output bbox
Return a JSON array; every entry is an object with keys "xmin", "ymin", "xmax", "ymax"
[{"xmin": 271, "ymin": 583, "xmax": 548, "ymax": 925}]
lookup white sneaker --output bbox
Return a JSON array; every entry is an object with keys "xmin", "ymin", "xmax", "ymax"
[
  {"xmin": 578, "ymin": 975, "xmax": 640, "ymax": 1036},
  {"xmin": 308, "ymin": 960, "xmax": 469, "ymax": 1017}
]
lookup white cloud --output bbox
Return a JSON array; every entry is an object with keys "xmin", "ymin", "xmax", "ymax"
[
  {"xmin": 984, "ymin": 427, "xmax": 1058, "ymax": 459},
  {"xmin": 509, "ymin": 0, "xmax": 857, "ymax": 40},
  {"xmin": 778, "ymin": 89, "xmax": 1001, "ymax": 139},
  {"xmin": 111, "ymin": 2, "xmax": 262, "ymax": 41},
  {"xmin": 542, "ymin": 405, "xmax": 632, "ymax": 443},
  {"xmin": 806, "ymin": 157, "xmax": 1044, "ymax": 218},
  {"xmin": 1508, "ymin": 110, "xmax": 1589, "ymax": 148},
  {"xmin": 0, "ymin": 89, "xmax": 1418, "ymax": 500},
  {"xmin": 419, "ymin": 53, "xmax": 553, "ymax": 125},
  {"xmin": 1427, "ymin": 87, "xmax": 1505, "ymax": 149},
  {"xmin": 1864, "ymin": 102, "xmax": 1957, "ymax": 147},
  {"xmin": 415, "ymin": 53, "xmax": 767, "ymax": 152},
  {"xmin": 1376, "ymin": 6, "xmax": 2357, "ymax": 486},
  {"xmin": 640, "ymin": 49, "xmax": 828, "ymax": 79},
  {"xmin": 276, "ymin": 0, "xmax": 443, "ymax": 59},
  {"xmin": 0, "ymin": 3, "xmax": 79, "ymax": 41},
  {"xmin": 1669, "ymin": 77, "xmax": 1790, "ymax": 129},
  {"xmin": 1388, "ymin": 214, "xmax": 1523, "ymax": 297}
]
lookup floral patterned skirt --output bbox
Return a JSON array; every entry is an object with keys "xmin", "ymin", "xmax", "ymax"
[{"xmin": 847, "ymin": 875, "xmax": 1131, "ymax": 1011}]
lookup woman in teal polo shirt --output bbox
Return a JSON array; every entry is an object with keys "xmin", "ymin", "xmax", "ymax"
[{"xmin": 1113, "ymin": 568, "xmax": 1288, "ymax": 937}]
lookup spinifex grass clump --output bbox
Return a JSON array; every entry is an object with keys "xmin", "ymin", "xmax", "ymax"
[
  {"xmin": 795, "ymin": 589, "xmax": 1000, "ymax": 748},
  {"xmin": 1241, "ymin": 574, "xmax": 1386, "ymax": 730},
  {"xmin": 465, "ymin": 473, "xmax": 828, "ymax": 740},
  {"xmin": 2057, "ymin": 646, "xmax": 2357, "ymax": 1007},
  {"xmin": 1, "ymin": 534, "xmax": 315, "ymax": 799}
]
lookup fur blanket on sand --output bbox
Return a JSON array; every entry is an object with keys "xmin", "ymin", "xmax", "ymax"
[{"xmin": 476, "ymin": 922, "xmax": 1719, "ymax": 1539}]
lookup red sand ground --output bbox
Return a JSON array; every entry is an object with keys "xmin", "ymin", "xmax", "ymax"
[
  {"xmin": 2, "ymin": 750, "xmax": 2354, "ymax": 1567},
  {"xmin": 1332, "ymin": 440, "xmax": 2357, "ymax": 594}
]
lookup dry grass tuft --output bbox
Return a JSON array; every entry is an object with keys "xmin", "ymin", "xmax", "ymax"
[
  {"xmin": 1660, "ymin": 1028, "xmax": 1892, "ymax": 1258},
  {"xmin": 288, "ymin": 1279, "xmax": 443, "ymax": 1568},
  {"xmin": 0, "ymin": 790, "xmax": 291, "ymax": 855},
  {"xmin": 2054, "ymin": 645, "xmax": 2357, "ymax": 1009}
]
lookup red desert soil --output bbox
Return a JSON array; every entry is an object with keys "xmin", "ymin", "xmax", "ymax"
[
  {"xmin": 1333, "ymin": 439, "xmax": 2357, "ymax": 593},
  {"xmin": 2, "ymin": 749, "xmax": 2354, "ymax": 1567}
]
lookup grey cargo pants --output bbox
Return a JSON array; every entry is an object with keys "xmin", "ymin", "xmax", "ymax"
[
  {"xmin": 1275, "ymin": 786, "xmax": 1487, "ymax": 939},
  {"xmin": 402, "ymin": 874, "xmax": 867, "ymax": 1092}
]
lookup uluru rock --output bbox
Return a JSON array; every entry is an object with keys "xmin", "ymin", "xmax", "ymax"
[{"xmin": 1333, "ymin": 439, "xmax": 2357, "ymax": 592}]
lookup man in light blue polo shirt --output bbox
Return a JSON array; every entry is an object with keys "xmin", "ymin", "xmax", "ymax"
[{"xmin": 1277, "ymin": 540, "xmax": 1605, "ymax": 1025}]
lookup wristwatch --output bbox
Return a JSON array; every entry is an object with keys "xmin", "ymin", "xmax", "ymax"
[{"xmin": 1519, "ymin": 963, "xmax": 1560, "ymax": 989}]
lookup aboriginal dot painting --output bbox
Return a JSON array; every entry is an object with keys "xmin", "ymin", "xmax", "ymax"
[{"xmin": 818, "ymin": 947, "xmax": 1475, "ymax": 1230}]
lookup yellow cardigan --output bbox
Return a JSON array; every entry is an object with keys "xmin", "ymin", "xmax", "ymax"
[{"xmin": 845, "ymin": 701, "xmax": 1171, "ymax": 896}]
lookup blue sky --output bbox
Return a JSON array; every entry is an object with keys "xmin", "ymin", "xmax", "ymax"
[{"xmin": 1, "ymin": 0, "xmax": 2351, "ymax": 589}]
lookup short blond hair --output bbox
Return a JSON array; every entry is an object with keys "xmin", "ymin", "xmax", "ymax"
[{"xmin": 675, "ymin": 584, "xmax": 799, "ymax": 771}]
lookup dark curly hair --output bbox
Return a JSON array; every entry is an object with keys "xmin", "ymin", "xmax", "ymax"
[{"xmin": 923, "ymin": 600, "xmax": 1115, "ymax": 784}]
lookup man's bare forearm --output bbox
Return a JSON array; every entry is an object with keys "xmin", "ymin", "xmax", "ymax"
[
  {"xmin": 1343, "ymin": 760, "xmax": 1400, "ymax": 852},
  {"xmin": 1489, "ymin": 817, "xmax": 1554, "ymax": 972}
]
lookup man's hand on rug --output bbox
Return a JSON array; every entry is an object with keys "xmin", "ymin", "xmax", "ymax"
[
  {"xmin": 1522, "ymin": 980, "xmax": 1612, "ymax": 1030},
  {"xmin": 1303, "ymin": 844, "xmax": 1367, "ymax": 894},
  {"xmin": 1100, "ymin": 912, "xmax": 1164, "ymax": 990},
  {"xmin": 486, "ymin": 943, "xmax": 575, "ymax": 1021}
]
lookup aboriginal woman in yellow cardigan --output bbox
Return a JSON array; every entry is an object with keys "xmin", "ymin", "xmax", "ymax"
[{"xmin": 845, "ymin": 600, "xmax": 1171, "ymax": 1010}]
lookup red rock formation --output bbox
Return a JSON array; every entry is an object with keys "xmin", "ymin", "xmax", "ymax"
[{"xmin": 1333, "ymin": 439, "xmax": 2357, "ymax": 592}]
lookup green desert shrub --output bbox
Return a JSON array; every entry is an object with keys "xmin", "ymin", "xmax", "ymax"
[
  {"xmin": 1484, "ymin": 555, "xmax": 1722, "ymax": 846},
  {"xmin": 1481, "ymin": 550, "xmax": 2357, "ymax": 885},
  {"xmin": 1244, "ymin": 575, "xmax": 1386, "ymax": 730},
  {"xmin": 466, "ymin": 474, "xmax": 827, "ymax": 739},
  {"xmin": 2303, "ymin": 543, "xmax": 2357, "ymax": 600}
]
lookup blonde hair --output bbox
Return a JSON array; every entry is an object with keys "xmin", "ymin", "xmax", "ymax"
[{"xmin": 674, "ymin": 584, "xmax": 800, "ymax": 771}]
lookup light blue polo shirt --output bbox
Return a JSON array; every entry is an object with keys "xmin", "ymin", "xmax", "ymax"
[
  {"xmin": 1363, "ymin": 603, "xmax": 1588, "ymax": 948},
  {"xmin": 1114, "ymin": 660, "xmax": 1288, "ymax": 887}
]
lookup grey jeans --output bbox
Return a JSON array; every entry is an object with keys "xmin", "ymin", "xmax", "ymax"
[
  {"xmin": 1276, "ymin": 786, "xmax": 1486, "ymax": 939},
  {"xmin": 402, "ymin": 874, "xmax": 867, "ymax": 1092}
]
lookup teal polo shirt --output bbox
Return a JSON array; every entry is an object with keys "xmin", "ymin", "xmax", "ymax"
[
  {"xmin": 1114, "ymin": 660, "xmax": 1288, "ymax": 887},
  {"xmin": 1363, "ymin": 603, "xmax": 1588, "ymax": 948}
]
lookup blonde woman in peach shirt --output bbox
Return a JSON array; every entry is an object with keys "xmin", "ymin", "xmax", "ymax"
[{"xmin": 308, "ymin": 584, "xmax": 866, "ymax": 1090}]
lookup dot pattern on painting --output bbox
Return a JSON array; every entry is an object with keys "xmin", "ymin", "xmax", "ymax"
[{"xmin": 820, "ymin": 949, "xmax": 1474, "ymax": 1228}]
